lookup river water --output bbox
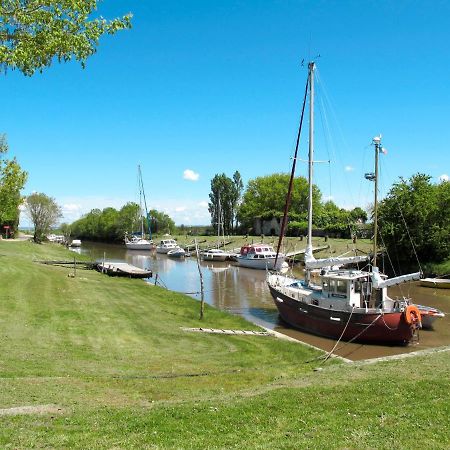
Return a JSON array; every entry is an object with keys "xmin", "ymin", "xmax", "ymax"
[{"xmin": 74, "ymin": 241, "xmax": 450, "ymax": 361}]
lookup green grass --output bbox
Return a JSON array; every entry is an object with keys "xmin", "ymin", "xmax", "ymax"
[
  {"xmin": 424, "ymin": 259, "xmax": 450, "ymax": 277},
  {"xmin": 0, "ymin": 241, "xmax": 449, "ymax": 449},
  {"xmin": 165, "ymin": 234, "xmax": 372, "ymax": 259}
]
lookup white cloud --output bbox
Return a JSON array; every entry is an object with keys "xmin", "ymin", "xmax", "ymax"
[
  {"xmin": 63, "ymin": 203, "xmax": 82, "ymax": 212},
  {"xmin": 323, "ymin": 195, "xmax": 334, "ymax": 202},
  {"xmin": 175, "ymin": 206, "xmax": 187, "ymax": 212},
  {"xmin": 198, "ymin": 201, "xmax": 208, "ymax": 208},
  {"xmin": 344, "ymin": 165, "xmax": 354, "ymax": 172},
  {"xmin": 183, "ymin": 169, "xmax": 200, "ymax": 181},
  {"xmin": 438, "ymin": 174, "xmax": 449, "ymax": 182}
]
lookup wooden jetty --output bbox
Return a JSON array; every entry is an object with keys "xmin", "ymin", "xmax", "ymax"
[
  {"xmin": 97, "ymin": 262, "xmax": 152, "ymax": 278},
  {"xmin": 38, "ymin": 260, "xmax": 95, "ymax": 269}
]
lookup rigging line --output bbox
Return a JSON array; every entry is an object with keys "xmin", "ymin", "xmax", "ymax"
[
  {"xmin": 323, "ymin": 306, "xmax": 355, "ymax": 362},
  {"xmin": 359, "ymin": 144, "xmax": 371, "ymax": 212},
  {"xmin": 139, "ymin": 165, "xmax": 152, "ymax": 240},
  {"xmin": 398, "ymin": 204, "xmax": 423, "ymax": 275},
  {"xmin": 315, "ymin": 69, "xmax": 358, "ymax": 209},
  {"xmin": 315, "ymin": 71, "xmax": 334, "ymax": 201},
  {"xmin": 377, "ymin": 154, "xmax": 421, "ymax": 275},
  {"xmin": 275, "ymin": 70, "xmax": 310, "ymax": 266},
  {"xmin": 324, "ymin": 313, "xmax": 383, "ymax": 356}
]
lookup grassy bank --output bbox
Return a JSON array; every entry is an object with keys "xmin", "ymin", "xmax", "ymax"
[{"xmin": 0, "ymin": 241, "xmax": 449, "ymax": 448}]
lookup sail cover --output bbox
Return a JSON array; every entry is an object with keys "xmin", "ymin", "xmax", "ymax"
[{"xmin": 371, "ymin": 271, "xmax": 421, "ymax": 289}]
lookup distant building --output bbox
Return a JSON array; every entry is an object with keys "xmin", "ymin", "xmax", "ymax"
[{"xmin": 253, "ymin": 217, "xmax": 282, "ymax": 236}]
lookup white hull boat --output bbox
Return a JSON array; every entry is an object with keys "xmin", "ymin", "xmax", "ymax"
[
  {"xmin": 236, "ymin": 244, "xmax": 285, "ymax": 270},
  {"xmin": 201, "ymin": 249, "xmax": 229, "ymax": 262},
  {"xmin": 125, "ymin": 237, "xmax": 154, "ymax": 250},
  {"xmin": 167, "ymin": 247, "xmax": 186, "ymax": 258},
  {"xmin": 156, "ymin": 239, "xmax": 178, "ymax": 254}
]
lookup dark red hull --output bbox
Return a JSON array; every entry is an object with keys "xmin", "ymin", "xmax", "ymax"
[{"xmin": 269, "ymin": 285, "xmax": 414, "ymax": 345}]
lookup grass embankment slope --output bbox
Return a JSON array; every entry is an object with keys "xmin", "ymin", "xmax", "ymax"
[{"xmin": 0, "ymin": 241, "xmax": 448, "ymax": 449}]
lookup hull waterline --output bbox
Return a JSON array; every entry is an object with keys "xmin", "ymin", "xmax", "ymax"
[{"xmin": 269, "ymin": 285, "xmax": 415, "ymax": 344}]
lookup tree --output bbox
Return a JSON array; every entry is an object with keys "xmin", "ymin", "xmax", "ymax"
[
  {"xmin": 208, "ymin": 173, "xmax": 236, "ymax": 235},
  {"xmin": 378, "ymin": 173, "xmax": 450, "ymax": 271},
  {"xmin": 231, "ymin": 171, "xmax": 244, "ymax": 230},
  {"xmin": 149, "ymin": 209, "xmax": 175, "ymax": 235},
  {"xmin": 0, "ymin": 135, "xmax": 28, "ymax": 235},
  {"xmin": 25, "ymin": 192, "xmax": 62, "ymax": 242},
  {"xmin": 237, "ymin": 173, "xmax": 321, "ymax": 230},
  {"xmin": 0, "ymin": 1, "xmax": 132, "ymax": 76}
]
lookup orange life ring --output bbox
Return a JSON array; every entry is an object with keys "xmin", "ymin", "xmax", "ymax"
[{"xmin": 404, "ymin": 305, "xmax": 421, "ymax": 325}]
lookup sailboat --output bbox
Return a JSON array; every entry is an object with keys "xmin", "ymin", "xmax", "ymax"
[
  {"xmin": 201, "ymin": 196, "xmax": 229, "ymax": 262},
  {"xmin": 267, "ymin": 61, "xmax": 429, "ymax": 345},
  {"xmin": 125, "ymin": 166, "xmax": 154, "ymax": 251}
]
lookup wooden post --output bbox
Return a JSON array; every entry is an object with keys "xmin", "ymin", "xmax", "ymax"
[
  {"xmin": 73, "ymin": 256, "xmax": 76, "ymax": 277},
  {"xmin": 195, "ymin": 238, "xmax": 205, "ymax": 320}
]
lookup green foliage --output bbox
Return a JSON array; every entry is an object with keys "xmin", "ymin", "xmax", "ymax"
[
  {"xmin": 25, "ymin": 192, "xmax": 62, "ymax": 242},
  {"xmin": 287, "ymin": 220, "xmax": 308, "ymax": 236},
  {"xmin": 0, "ymin": 1, "xmax": 132, "ymax": 76},
  {"xmin": 208, "ymin": 171, "xmax": 243, "ymax": 234},
  {"xmin": 70, "ymin": 203, "xmax": 176, "ymax": 241},
  {"xmin": 238, "ymin": 173, "xmax": 321, "ymax": 229},
  {"xmin": 0, "ymin": 135, "xmax": 28, "ymax": 235},
  {"xmin": 149, "ymin": 209, "xmax": 175, "ymax": 235},
  {"xmin": 378, "ymin": 173, "xmax": 450, "ymax": 269}
]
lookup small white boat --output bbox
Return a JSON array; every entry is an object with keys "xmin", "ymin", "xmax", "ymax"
[
  {"xmin": 69, "ymin": 239, "xmax": 81, "ymax": 247},
  {"xmin": 156, "ymin": 239, "xmax": 178, "ymax": 254},
  {"xmin": 167, "ymin": 247, "xmax": 186, "ymax": 258},
  {"xmin": 415, "ymin": 304, "xmax": 445, "ymax": 329},
  {"xmin": 420, "ymin": 278, "xmax": 450, "ymax": 289},
  {"xmin": 236, "ymin": 244, "xmax": 285, "ymax": 270},
  {"xmin": 201, "ymin": 248, "xmax": 229, "ymax": 262},
  {"xmin": 125, "ymin": 235, "xmax": 154, "ymax": 251}
]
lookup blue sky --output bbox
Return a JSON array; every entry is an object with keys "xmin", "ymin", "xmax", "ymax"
[{"xmin": 2, "ymin": 0, "xmax": 449, "ymax": 226}]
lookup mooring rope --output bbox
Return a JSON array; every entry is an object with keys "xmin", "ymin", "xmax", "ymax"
[{"xmin": 323, "ymin": 306, "xmax": 355, "ymax": 362}]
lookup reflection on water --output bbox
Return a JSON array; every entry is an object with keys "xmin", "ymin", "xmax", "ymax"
[{"xmin": 76, "ymin": 242, "xmax": 450, "ymax": 361}]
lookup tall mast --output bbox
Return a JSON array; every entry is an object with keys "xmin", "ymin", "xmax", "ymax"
[
  {"xmin": 138, "ymin": 165, "xmax": 144, "ymax": 237},
  {"xmin": 305, "ymin": 62, "xmax": 315, "ymax": 284},
  {"xmin": 372, "ymin": 136, "xmax": 381, "ymax": 267}
]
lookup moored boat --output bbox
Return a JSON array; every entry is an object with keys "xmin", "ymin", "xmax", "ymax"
[
  {"xmin": 125, "ymin": 166, "xmax": 154, "ymax": 251},
  {"xmin": 167, "ymin": 247, "xmax": 186, "ymax": 258},
  {"xmin": 69, "ymin": 239, "xmax": 81, "ymax": 247},
  {"xmin": 156, "ymin": 239, "xmax": 178, "ymax": 254},
  {"xmin": 201, "ymin": 248, "xmax": 229, "ymax": 262},
  {"xmin": 125, "ymin": 235, "xmax": 154, "ymax": 251},
  {"xmin": 420, "ymin": 278, "xmax": 450, "ymax": 289},
  {"xmin": 236, "ymin": 244, "xmax": 286, "ymax": 270},
  {"xmin": 415, "ymin": 304, "xmax": 445, "ymax": 329},
  {"xmin": 267, "ymin": 61, "xmax": 431, "ymax": 345}
]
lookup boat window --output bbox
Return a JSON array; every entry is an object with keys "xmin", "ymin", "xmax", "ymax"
[
  {"xmin": 329, "ymin": 279, "xmax": 336, "ymax": 292},
  {"xmin": 256, "ymin": 248, "xmax": 261, "ymax": 252},
  {"xmin": 354, "ymin": 281, "xmax": 361, "ymax": 293},
  {"xmin": 322, "ymin": 279, "xmax": 329, "ymax": 291},
  {"xmin": 336, "ymin": 280, "xmax": 347, "ymax": 294}
]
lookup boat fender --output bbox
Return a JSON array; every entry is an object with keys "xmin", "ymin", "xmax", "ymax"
[{"xmin": 404, "ymin": 305, "xmax": 421, "ymax": 326}]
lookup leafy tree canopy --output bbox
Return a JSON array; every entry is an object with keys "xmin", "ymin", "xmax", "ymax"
[
  {"xmin": 378, "ymin": 173, "xmax": 450, "ymax": 270},
  {"xmin": 70, "ymin": 203, "xmax": 176, "ymax": 242},
  {"xmin": 0, "ymin": 1, "xmax": 132, "ymax": 76},
  {"xmin": 237, "ymin": 173, "xmax": 321, "ymax": 229},
  {"xmin": 208, "ymin": 171, "xmax": 243, "ymax": 235},
  {"xmin": 25, "ymin": 192, "xmax": 62, "ymax": 242},
  {"xmin": 0, "ymin": 134, "xmax": 28, "ymax": 233}
]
